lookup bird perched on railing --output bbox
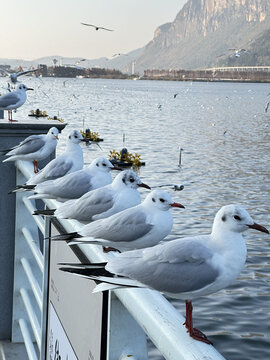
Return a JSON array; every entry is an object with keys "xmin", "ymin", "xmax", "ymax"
[
  {"xmin": 1, "ymin": 127, "xmax": 59, "ymax": 173},
  {"xmin": 27, "ymin": 157, "xmax": 120, "ymax": 202},
  {"xmin": 51, "ymin": 189, "xmax": 184, "ymax": 252},
  {"xmin": 34, "ymin": 170, "xmax": 150, "ymax": 222},
  {"xmin": 13, "ymin": 129, "xmax": 86, "ymax": 189},
  {"xmin": 0, "ymin": 84, "xmax": 33, "ymax": 122},
  {"xmin": 59, "ymin": 204, "xmax": 269, "ymax": 344}
]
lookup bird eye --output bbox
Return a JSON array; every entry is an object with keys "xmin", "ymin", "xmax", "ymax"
[
  {"xmin": 129, "ymin": 177, "xmax": 135, "ymax": 183},
  {"xmin": 102, "ymin": 163, "xmax": 107, "ymax": 167},
  {"xmin": 234, "ymin": 215, "xmax": 241, "ymax": 221},
  {"xmin": 74, "ymin": 135, "xmax": 78, "ymax": 138},
  {"xmin": 152, "ymin": 198, "xmax": 156, "ymax": 202},
  {"xmin": 159, "ymin": 198, "xmax": 165, "ymax": 203}
]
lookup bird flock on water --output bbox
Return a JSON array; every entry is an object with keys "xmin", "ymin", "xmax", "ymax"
[{"xmin": 0, "ymin": 120, "xmax": 268, "ymax": 345}]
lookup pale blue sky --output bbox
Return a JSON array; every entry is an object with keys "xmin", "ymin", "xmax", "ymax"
[{"xmin": 0, "ymin": 0, "xmax": 187, "ymax": 60}]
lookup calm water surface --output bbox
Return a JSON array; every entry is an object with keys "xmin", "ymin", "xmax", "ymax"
[{"xmin": 2, "ymin": 77, "xmax": 270, "ymax": 359}]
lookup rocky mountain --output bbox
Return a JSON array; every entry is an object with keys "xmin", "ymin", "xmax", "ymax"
[{"xmin": 135, "ymin": 0, "xmax": 270, "ymax": 71}]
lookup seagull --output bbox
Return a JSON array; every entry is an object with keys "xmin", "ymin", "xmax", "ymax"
[
  {"xmin": 81, "ymin": 22, "xmax": 114, "ymax": 31},
  {"xmin": 27, "ymin": 157, "xmax": 119, "ymax": 202},
  {"xmin": 173, "ymin": 93, "xmax": 179, "ymax": 98},
  {"xmin": 153, "ymin": 183, "xmax": 184, "ymax": 191},
  {"xmin": 59, "ymin": 204, "xmax": 269, "ymax": 344},
  {"xmin": 0, "ymin": 84, "xmax": 33, "ymax": 122},
  {"xmin": 0, "ymin": 67, "xmax": 40, "ymax": 85},
  {"xmin": 51, "ymin": 189, "xmax": 184, "ymax": 252},
  {"xmin": 1, "ymin": 127, "xmax": 59, "ymax": 173},
  {"xmin": 265, "ymin": 101, "xmax": 270, "ymax": 113},
  {"xmin": 17, "ymin": 129, "xmax": 85, "ymax": 186},
  {"xmin": 35, "ymin": 170, "xmax": 150, "ymax": 222}
]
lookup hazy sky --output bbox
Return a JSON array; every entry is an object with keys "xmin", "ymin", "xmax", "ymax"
[{"xmin": 0, "ymin": 0, "xmax": 188, "ymax": 60}]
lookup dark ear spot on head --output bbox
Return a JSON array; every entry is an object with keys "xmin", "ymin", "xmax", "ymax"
[
  {"xmin": 222, "ymin": 215, "xmax": 226, "ymax": 222},
  {"xmin": 122, "ymin": 177, "xmax": 126, "ymax": 184}
]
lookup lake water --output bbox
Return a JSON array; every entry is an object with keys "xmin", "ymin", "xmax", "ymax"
[{"xmin": 2, "ymin": 77, "xmax": 270, "ymax": 359}]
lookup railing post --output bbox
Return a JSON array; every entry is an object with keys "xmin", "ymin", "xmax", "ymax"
[
  {"xmin": 12, "ymin": 167, "xmax": 42, "ymax": 343},
  {"xmin": 107, "ymin": 292, "xmax": 148, "ymax": 359}
]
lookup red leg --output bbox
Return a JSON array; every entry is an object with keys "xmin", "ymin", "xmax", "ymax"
[
  {"xmin": 33, "ymin": 160, "xmax": 39, "ymax": 173},
  {"xmin": 8, "ymin": 110, "xmax": 17, "ymax": 122},
  {"xmin": 184, "ymin": 300, "xmax": 213, "ymax": 345}
]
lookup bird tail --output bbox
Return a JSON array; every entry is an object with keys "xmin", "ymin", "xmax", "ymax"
[
  {"xmin": 49, "ymin": 232, "xmax": 81, "ymax": 241},
  {"xmin": 58, "ymin": 263, "xmax": 143, "ymax": 292},
  {"xmin": 9, "ymin": 185, "xmax": 36, "ymax": 194},
  {"xmin": 33, "ymin": 209, "xmax": 56, "ymax": 216}
]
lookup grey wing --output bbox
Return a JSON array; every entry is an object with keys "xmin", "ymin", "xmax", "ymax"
[
  {"xmin": 38, "ymin": 170, "xmax": 94, "ymax": 199},
  {"xmin": 0, "ymin": 93, "xmax": 20, "ymax": 107},
  {"xmin": 17, "ymin": 69, "xmax": 38, "ymax": 76},
  {"xmin": 73, "ymin": 187, "xmax": 114, "ymax": 220},
  {"xmin": 107, "ymin": 237, "xmax": 219, "ymax": 294},
  {"xmin": 82, "ymin": 207, "xmax": 153, "ymax": 242},
  {"xmin": 9, "ymin": 136, "xmax": 45, "ymax": 155},
  {"xmin": 39, "ymin": 157, "xmax": 73, "ymax": 181}
]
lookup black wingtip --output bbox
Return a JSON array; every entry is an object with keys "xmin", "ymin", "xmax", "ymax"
[
  {"xmin": 33, "ymin": 209, "xmax": 56, "ymax": 216},
  {"xmin": 48, "ymin": 232, "xmax": 81, "ymax": 241}
]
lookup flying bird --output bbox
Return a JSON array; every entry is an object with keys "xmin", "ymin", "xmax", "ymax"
[
  {"xmin": 0, "ymin": 84, "xmax": 33, "ymax": 122},
  {"xmin": 81, "ymin": 22, "xmax": 114, "ymax": 31},
  {"xmin": 59, "ymin": 204, "xmax": 269, "ymax": 344},
  {"xmin": 0, "ymin": 67, "xmax": 40, "ymax": 85}
]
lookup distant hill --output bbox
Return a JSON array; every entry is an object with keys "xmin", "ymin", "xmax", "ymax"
[
  {"xmin": 0, "ymin": 47, "xmax": 144, "ymax": 75},
  {"xmin": 135, "ymin": 0, "xmax": 270, "ymax": 72}
]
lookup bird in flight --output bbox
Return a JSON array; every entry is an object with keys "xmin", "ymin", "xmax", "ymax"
[
  {"xmin": 0, "ymin": 67, "xmax": 40, "ymax": 85},
  {"xmin": 81, "ymin": 22, "xmax": 114, "ymax": 31}
]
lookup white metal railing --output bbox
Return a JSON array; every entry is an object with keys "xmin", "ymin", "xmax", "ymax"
[{"xmin": 14, "ymin": 159, "xmax": 226, "ymax": 360}]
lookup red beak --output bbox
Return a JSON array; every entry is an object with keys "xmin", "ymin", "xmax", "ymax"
[
  {"xmin": 170, "ymin": 202, "xmax": 185, "ymax": 209},
  {"xmin": 248, "ymin": 222, "xmax": 269, "ymax": 234}
]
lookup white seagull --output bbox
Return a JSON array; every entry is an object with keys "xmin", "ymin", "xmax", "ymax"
[
  {"xmin": 60, "ymin": 204, "xmax": 269, "ymax": 344},
  {"xmin": 28, "ymin": 157, "xmax": 119, "ymax": 202},
  {"xmin": 0, "ymin": 67, "xmax": 40, "ymax": 84},
  {"xmin": 51, "ymin": 189, "xmax": 184, "ymax": 252},
  {"xmin": 0, "ymin": 84, "xmax": 33, "ymax": 122},
  {"xmin": 1, "ymin": 127, "xmax": 59, "ymax": 173},
  {"xmin": 36, "ymin": 170, "xmax": 151, "ymax": 222},
  {"xmin": 22, "ymin": 129, "xmax": 85, "ymax": 186}
]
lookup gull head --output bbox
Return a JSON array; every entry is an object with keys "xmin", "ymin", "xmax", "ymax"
[
  {"xmin": 113, "ymin": 170, "xmax": 150, "ymax": 190},
  {"xmin": 68, "ymin": 129, "xmax": 84, "ymax": 144},
  {"xmin": 17, "ymin": 83, "xmax": 33, "ymax": 92},
  {"xmin": 47, "ymin": 127, "xmax": 59, "ymax": 140},
  {"xmin": 213, "ymin": 204, "xmax": 269, "ymax": 234},
  {"xmin": 144, "ymin": 189, "xmax": 184, "ymax": 211},
  {"xmin": 90, "ymin": 157, "xmax": 115, "ymax": 173}
]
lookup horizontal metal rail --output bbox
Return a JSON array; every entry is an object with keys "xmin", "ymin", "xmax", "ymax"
[
  {"xmin": 20, "ymin": 288, "xmax": 41, "ymax": 350},
  {"xmin": 22, "ymin": 227, "xmax": 44, "ymax": 273},
  {"xmin": 18, "ymin": 319, "xmax": 38, "ymax": 360},
  {"xmin": 16, "ymin": 159, "xmax": 226, "ymax": 360},
  {"xmin": 21, "ymin": 257, "xmax": 42, "ymax": 311},
  {"xmin": 22, "ymin": 196, "xmax": 45, "ymax": 235}
]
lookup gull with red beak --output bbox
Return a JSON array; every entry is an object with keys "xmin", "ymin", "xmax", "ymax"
[
  {"xmin": 1, "ymin": 127, "xmax": 59, "ymax": 173},
  {"xmin": 37, "ymin": 170, "xmax": 150, "ymax": 222},
  {"xmin": 59, "ymin": 204, "xmax": 268, "ymax": 345},
  {"xmin": 0, "ymin": 83, "xmax": 33, "ymax": 121},
  {"xmin": 51, "ymin": 189, "xmax": 183, "ymax": 251},
  {"xmin": 28, "ymin": 157, "xmax": 120, "ymax": 202}
]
